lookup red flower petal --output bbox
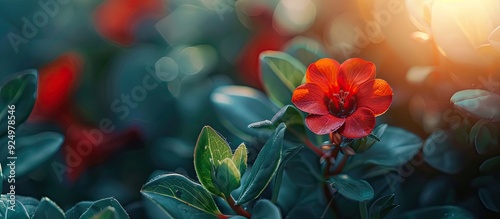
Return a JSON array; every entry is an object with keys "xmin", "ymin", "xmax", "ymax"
[
  {"xmin": 338, "ymin": 58, "xmax": 376, "ymax": 91},
  {"xmin": 93, "ymin": 0, "xmax": 164, "ymax": 46},
  {"xmin": 339, "ymin": 107, "xmax": 375, "ymax": 138},
  {"xmin": 357, "ymin": 79, "xmax": 393, "ymax": 116},
  {"xmin": 305, "ymin": 114, "xmax": 345, "ymax": 135},
  {"xmin": 29, "ymin": 53, "xmax": 82, "ymax": 121},
  {"xmin": 292, "ymin": 83, "xmax": 329, "ymax": 115},
  {"xmin": 306, "ymin": 58, "xmax": 341, "ymax": 92}
]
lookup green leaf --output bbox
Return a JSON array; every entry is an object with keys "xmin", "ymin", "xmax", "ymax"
[
  {"xmin": 90, "ymin": 206, "xmax": 118, "ymax": 219},
  {"xmin": 214, "ymin": 158, "xmax": 241, "ymax": 198},
  {"xmin": 237, "ymin": 123, "xmax": 286, "ymax": 205},
  {"xmin": 423, "ymin": 131, "xmax": 466, "ymax": 174},
  {"xmin": 0, "ymin": 196, "xmax": 30, "ymax": 219},
  {"xmin": 347, "ymin": 126, "xmax": 422, "ymax": 169},
  {"xmin": 0, "ymin": 130, "xmax": 64, "ymax": 177},
  {"xmin": 0, "ymin": 69, "xmax": 38, "ymax": 137},
  {"xmin": 251, "ymin": 199, "xmax": 282, "ymax": 219},
  {"xmin": 0, "ymin": 164, "xmax": 2, "ymax": 191},
  {"xmin": 79, "ymin": 197, "xmax": 129, "ymax": 219},
  {"xmin": 479, "ymin": 187, "xmax": 500, "ymax": 212},
  {"xmin": 248, "ymin": 105, "xmax": 307, "ymax": 144},
  {"xmin": 32, "ymin": 197, "xmax": 65, "ymax": 219},
  {"xmin": 260, "ymin": 51, "xmax": 306, "ymax": 106},
  {"xmin": 271, "ymin": 145, "xmax": 303, "ymax": 203},
  {"xmin": 141, "ymin": 173, "xmax": 221, "ymax": 218},
  {"xmin": 451, "ymin": 89, "xmax": 500, "ymax": 121},
  {"xmin": 284, "ymin": 36, "xmax": 328, "ymax": 66},
  {"xmin": 352, "ymin": 124, "xmax": 388, "ymax": 153},
  {"xmin": 211, "ymin": 86, "xmax": 279, "ymax": 142},
  {"xmin": 399, "ymin": 206, "xmax": 474, "ymax": 219},
  {"xmin": 285, "ymin": 145, "xmax": 323, "ymax": 187},
  {"xmin": 479, "ymin": 156, "xmax": 500, "ymax": 174},
  {"xmin": 65, "ymin": 201, "xmax": 93, "ymax": 219},
  {"xmin": 249, "ymin": 105, "xmax": 305, "ymax": 129},
  {"xmin": 470, "ymin": 120, "xmax": 499, "ymax": 155},
  {"xmin": 370, "ymin": 194, "xmax": 398, "ymax": 219},
  {"xmin": 329, "ymin": 174, "xmax": 374, "ymax": 202},
  {"xmin": 194, "ymin": 126, "xmax": 233, "ymax": 196},
  {"xmin": 469, "ymin": 119, "xmax": 489, "ymax": 146},
  {"xmin": 15, "ymin": 196, "xmax": 39, "ymax": 217},
  {"xmin": 232, "ymin": 143, "xmax": 248, "ymax": 175}
]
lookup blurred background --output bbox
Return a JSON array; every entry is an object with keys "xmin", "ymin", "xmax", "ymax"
[{"xmin": 0, "ymin": 0, "xmax": 499, "ymax": 218}]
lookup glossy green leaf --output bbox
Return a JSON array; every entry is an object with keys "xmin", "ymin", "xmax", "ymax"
[
  {"xmin": 272, "ymin": 145, "xmax": 303, "ymax": 203},
  {"xmin": 90, "ymin": 206, "xmax": 118, "ymax": 219},
  {"xmin": 32, "ymin": 197, "xmax": 65, "ymax": 219},
  {"xmin": 251, "ymin": 199, "xmax": 281, "ymax": 219},
  {"xmin": 0, "ymin": 69, "xmax": 38, "ymax": 137},
  {"xmin": 260, "ymin": 51, "xmax": 306, "ymax": 106},
  {"xmin": 0, "ymin": 196, "xmax": 30, "ymax": 219},
  {"xmin": 370, "ymin": 194, "xmax": 398, "ymax": 219},
  {"xmin": 419, "ymin": 177, "xmax": 456, "ymax": 207},
  {"xmin": 479, "ymin": 156, "xmax": 500, "ymax": 174},
  {"xmin": 284, "ymin": 36, "xmax": 328, "ymax": 66},
  {"xmin": 329, "ymin": 174, "xmax": 374, "ymax": 202},
  {"xmin": 15, "ymin": 196, "xmax": 39, "ymax": 217},
  {"xmin": 248, "ymin": 105, "xmax": 304, "ymax": 128},
  {"xmin": 352, "ymin": 124, "xmax": 388, "ymax": 153},
  {"xmin": 470, "ymin": 120, "xmax": 499, "ymax": 155},
  {"xmin": 469, "ymin": 119, "xmax": 489, "ymax": 146},
  {"xmin": 398, "ymin": 206, "xmax": 474, "ymax": 219},
  {"xmin": 211, "ymin": 86, "xmax": 279, "ymax": 142},
  {"xmin": 0, "ymin": 164, "xmax": 2, "ymax": 191},
  {"xmin": 194, "ymin": 126, "xmax": 233, "ymax": 196},
  {"xmin": 347, "ymin": 126, "xmax": 422, "ymax": 169},
  {"xmin": 423, "ymin": 131, "xmax": 466, "ymax": 174},
  {"xmin": 80, "ymin": 198, "xmax": 129, "ymax": 219},
  {"xmin": 237, "ymin": 123, "xmax": 286, "ymax": 205},
  {"xmin": 0, "ymin": 130, "xmax": 64, "ymax": 177},
  {"xmin": 285, "ymin": 145, "xmax": 323, "ymax": 187},
  {"xmin": 141, "ymin": 173, "xmax": 221, "ymax": 218},
  {"xmin": 0, "ymin": 194, "xmax": 33, "ymax": 219},
  {"xmin": 451, "ymin": 89, "xmax": 500, "ymax": 121},
  {"xmin": 214, "ymin": 158, "xmax": 241, "ymax": 197},
  {"xmin": 65, "ymin": 201, "xmax": 93, "ymax": 219},
  {"xmin": 232, "ymin": 143, "xmax": 248, "ymax": 175},
  {"xmin": 248, "ymin": 105, "xmax": 306, "ymax": 145},
  {"xmin": 479, "ymin": 187, "xmax": 500, "ymax": 212}
]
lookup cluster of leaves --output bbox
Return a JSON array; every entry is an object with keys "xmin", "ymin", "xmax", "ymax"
[
  {"xmin": 0, "ymin": 71, "xmax": 131, "ymax": 219},
  {"xmin": 416, "ymin": 89, "xmax": 500, "ymax": 214},
  {"xmin": 140, "ymin": 37, "xmax": 479, "ymax": 218},
  {"xmin": 141, "ymin": 123, "xmax": 286, "ymax": 218}
]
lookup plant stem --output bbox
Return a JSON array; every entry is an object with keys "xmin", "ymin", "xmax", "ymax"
[
  {"xmin": 323, "ymin": 156, "xmax": 332, "ymax": 177},
  {"xmin": 226, "ymin": 195, "xmax": 251, "ymax": 218},
  {"xmin": 287, "ymin": 128, "xmax": 325, "ymax": 157},
  {"xmin": 330, "ymin": 154, "xmax": 350, "ymax": 176},
  {"xmin": 359, "ymin": 201, "xmax": 368, "ymax": 219}
]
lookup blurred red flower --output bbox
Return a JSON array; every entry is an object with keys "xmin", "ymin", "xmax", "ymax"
[
  {"xmin": 236, "ymin": 7, "xmax": 289, "ymax": 89},
  {"xmin": 29, "ymin": 53, "xmax": 82, "ymax": 122},
  {"xmin": 28, "ymin": 52, "xmax": 143, "ymax": 182},
  {"xmin": 292, "ymin": 58, "xmax": 393, "ymax": 138},
  {"xmin": 93, "ymin": 0, "xmax": 165, "ymax": 46}
]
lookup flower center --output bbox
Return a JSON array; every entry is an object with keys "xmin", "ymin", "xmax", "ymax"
[{"xmin": 327, "ymin": 90, "xmax": 356, "ymax": 118}]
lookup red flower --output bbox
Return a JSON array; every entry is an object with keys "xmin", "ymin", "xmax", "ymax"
[
  {"xmin": 292, "ymin": 58, "xmax": 393, "ymax": 138},
  {"xmin": 93, "ymin": 0, "xmax": 165, "ymax": 46}
]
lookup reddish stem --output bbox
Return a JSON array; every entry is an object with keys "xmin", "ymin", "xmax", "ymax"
[
  {"xmin": 226, "ymin": 195, "xmax": 251, "ymax": 218},
  {"xmin": 218, "ymin": 214, "xmax": 230, "ymax": 219},
  {"xmin": 330, "ymin": 154, "xmax": 350, "ymax": 176},
  {"xmin": 287, "ymin": 128, "xmax": 325, "ymax": 157}
]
